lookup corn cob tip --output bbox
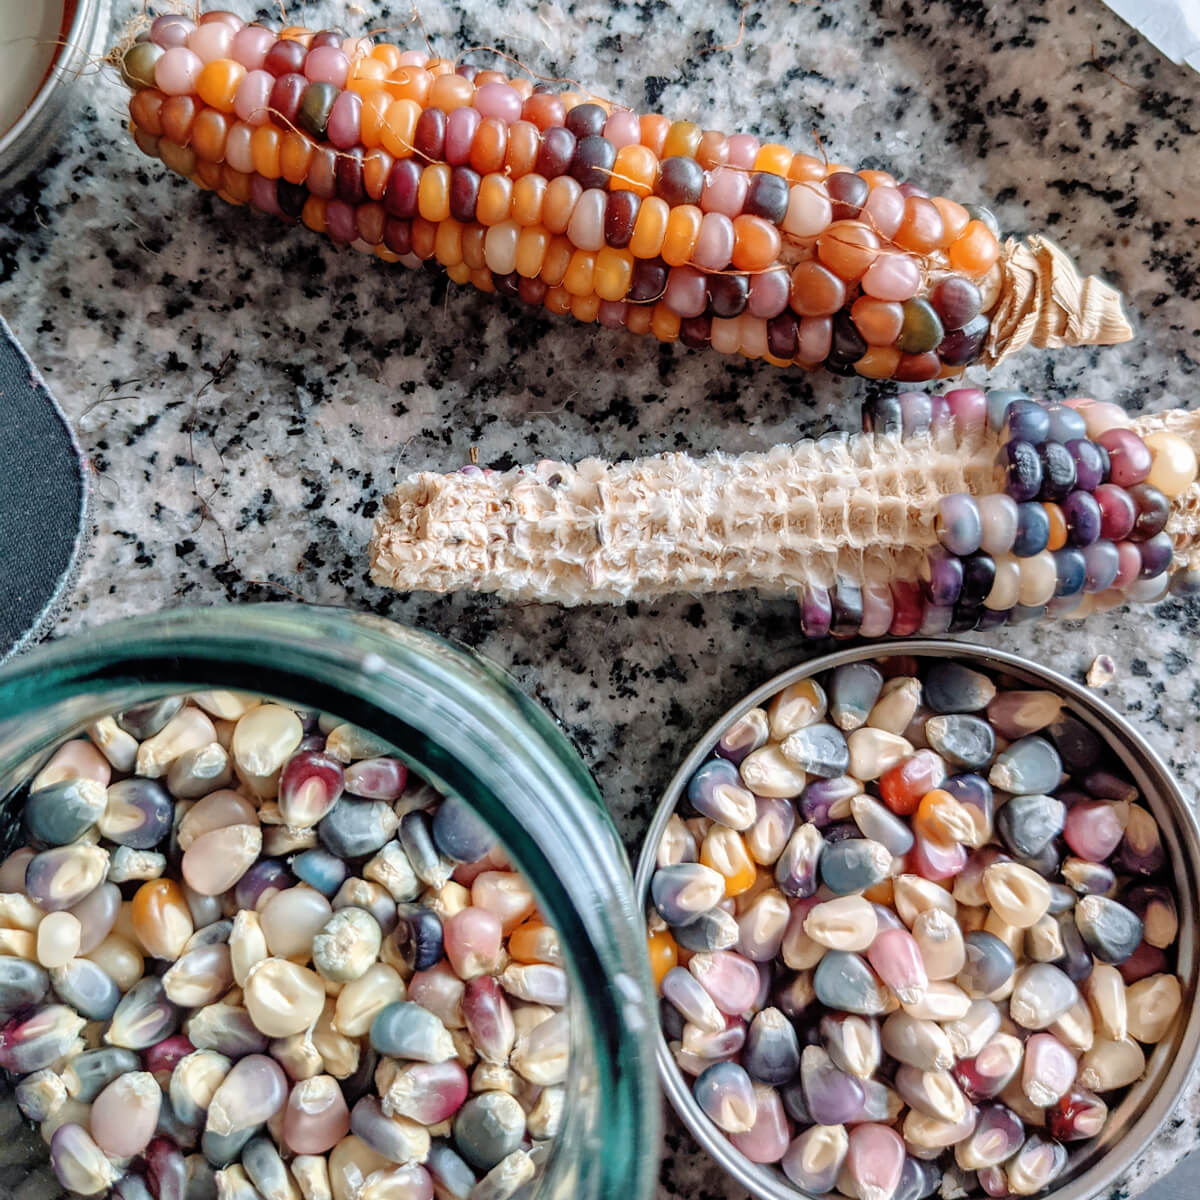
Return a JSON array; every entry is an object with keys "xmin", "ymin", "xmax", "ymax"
[{"xmin": 985, "ymin": 236, "xmax": 1133, "ymax": 367}]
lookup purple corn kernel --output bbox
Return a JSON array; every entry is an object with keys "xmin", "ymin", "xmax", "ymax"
[
  {"xmin": 1124, "ymin": 884, "xmax": 1178, "ymax": 949},
  {"xmin": 462, "ymin": 975, "xmax": 515, "ymax": 1063},
  {"xmin": 143, "ymin": 1033, "xmax": 196, "ymax": 1087},
  {"xmin": 743, "ymin": 1007, "xmax": 801, "ymax": 1085},
  {"xmin": 954, "ymin": 1102, "xmax": 1025, "ymax": 1170},
  {"xmin": 953, "ymin": 1032, "xmax": 1023, "ymax": 1101},
  {"xmin": 1115, "ymin": 805, "xmax": 1165, "ymax": 875},
  {"xmin": 782, "ymin": 1122, "xmax": 848, "ymax": 1193},
  {"xmin": 662, "ymin": 966, "xmax": 725, "ymax": 1033},
  {"xmin": 686, "ymin": 758, "xmax": 757, "ymax": 830},
  {"xmin": 49, "ymin": 1124, "xmax": 118, "ymax": 1196},
  {"xmin": 694, "ymin": 1061, "xmax": 758, "ymax": 1134},
  {"xmin": 1119, "ymin": 941, "xmax": 1169, "ymax": 985},
  {"xmin": 799, "ymin": 775, "xmax": 861, "ymax": 827},
  {"xmin": 775, "ymin": 824, "xmax": 823, "ymax": 898},
  {"xmin": 715, "ymin": 708, "xmax": 770, "ymax": 765},
  {"xmin": 800, "ymin": 1044, "xmax": 865, "ymax": 1125},
  {"xmin": 233, "ymin": 859, "xmax": 293, "ymax": 911},
  {"xmin": 0, "ymin": 1004, "xmax": 85, "ymax": 1073},
  {"xmin": 146, "ymin": 1137, "xmax": 189, "ymax": 1200},
  {"xmin": 1062, "ymin": 800, "xmax": 1126, "ymax": 862}
]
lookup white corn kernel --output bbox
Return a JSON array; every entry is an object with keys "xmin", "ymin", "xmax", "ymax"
[{"xmin": 1125, "ymin": 974, "xmax": 1182, "ymax": 1044}]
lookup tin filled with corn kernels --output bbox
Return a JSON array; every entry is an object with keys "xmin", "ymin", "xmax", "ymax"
[{"xmin": 636, "ymin": 641, "xmax": 1200, "ymax": 1200}]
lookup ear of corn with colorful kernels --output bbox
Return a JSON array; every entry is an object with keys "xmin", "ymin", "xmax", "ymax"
[{"xmin": 118, "ymin": 10, "xmax": 1125, "ymax": 380}]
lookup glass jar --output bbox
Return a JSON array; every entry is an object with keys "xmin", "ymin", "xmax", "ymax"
[{"xmin": 0, "ymin": 604, "xmax": 660, "ymax": 1200}]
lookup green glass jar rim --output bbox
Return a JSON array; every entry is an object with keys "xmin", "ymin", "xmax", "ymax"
[{"xmin": 0, "ymin": 603, "xmax": 660, "ymax": 1200}]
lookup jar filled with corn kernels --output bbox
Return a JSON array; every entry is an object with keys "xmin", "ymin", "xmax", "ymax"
[{"xmin": 0, "ymin": 605, "xmax": 659, "ymax": 1200}]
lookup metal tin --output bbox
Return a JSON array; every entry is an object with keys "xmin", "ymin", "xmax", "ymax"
[
  {"xmin": 634, "ymin": 640, "xmax": 1200, "ymax": 1200},
  {"xmin": 0, "ymin": 0, "xmax": 111, "ymax": 193}
]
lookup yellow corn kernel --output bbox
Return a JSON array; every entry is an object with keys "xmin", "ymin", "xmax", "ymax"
[{"xmin": 646, "ymin": 929, "xmax": 678, "ymax": 989}]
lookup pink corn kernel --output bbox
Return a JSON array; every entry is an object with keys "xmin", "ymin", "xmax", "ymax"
[
  {"xmin": 866, "ymin": 928, "xmax": 928, "ymax": 1005},
  {"xmin": 155, "ymin": 47, "xmax": 203, "ymax": 96},
  {"xmin": 327, "ymin": 90, "xmax": 364, "ymax": 150},
  {"xmin": 397, "ymin": 51, "xmax": 428, "ymax": 67},
  {"xmin": 861, "ymin": 252, "xmax": 921, "ymax": 302},
  {"xmin": 462, "ymin": 975, "xmax": 515, "ymax": 1063},
  {"xmin": 326, "ymin": 201, "xmax": 358, "ymax": 243},
  {"xmin": 409, "ymin": 961, "xmax": 466, "ymax": 1029},
  {"xmin": 859, "ymin": 584, "xmax": 895, "ymax": 639},
  {"xmin": 474, "ymin": 82, "xmax": 523, "ymax": 123},
  {"xmin": 283, "ymin": 1076, "xmax": 351, "ymax": 1155},
  {"xmin": 443, "ymin": 907, "xmax": 503, "ymax": 979},
  {"xmin": 231, "ymin": 25, "xmax": 275, "ymax": 70},
  {"xmin": 383, "ymin": 1059, "xmax": 469, "ymax": 1124},
  {"xmin": 199, "ymin": 10, "xmax": 245, "ymax": 30},
  {"xmin": 150, "ymin": 15, "xmax": 194, "ymax": 49},
  {"xmin": 689, "ymin": 949, "xmax": 761, "ymax": 1016},
  {"xmin": 726, "ymin": 133, "xmax": 759, "ymax": 168},
  {"xmin": 445, "ymin": 106, "xmax": 482, "ymax": 164},
  {"xmin": 187, "ymin": 22, "xmax": 235, "ymax": 63},
  {"xmin": 597, "ymin": 300, "xmax": 629, "ymax": 328},
  {"xmin": 945, "ymin": 388, "xmax": 988, "ymax": 436},
  {"xmin": 91, "ymin": 1072, "xmax": 161, "ymax": 1159},
  {"xmin": 847, "ymin": 1122, "xmax": 906, "ymax": 1200},
  {"xmin": 862, "ymin": 186, "xmax": 905, "ymax": 239},
  {"xmin": 700, "ymin": 166, "xmax": 748, "ymax": 218},
  {"xmin": 234, "ymin": 70, "xmax": 275, "ymax": 127},
  {"xmin": 730, "ymin": 1084, "xmax": 791, "ymax": 1163},
  {"xmin": 471, "ymin": 871, "xmax": 535, "ymax": 933},
  {"xmin": 692, "ymin": 212, "xmax": 735, "ymax": 271},
  {"xmin": 910, "ymin": 834, "xmax": 968, "ymax": 882},
  {"xmin": 0, "ymin": 848, "xmax": 35, "ymax": 892},
  {"xmin": 304, "ymin": 46, "xmax": 350, "ymax": 87},
  {"xmin": 251, "ymin": 173, "xmax": 282, "ymax": 216},
  {"xmin": 603, "ymin": 108, "xmax": 641, "ymax": 148},
  {"xmin": 1022, "ymin": 1033, "xmax": 1078, "ymax": 1107},
  {"xmin": 1063, "ymin": 801, "xmax": 1126, "ymax": 862},
  {"xmin": 796, "ymin": 316, "xmax": 833, "ymax": 364},
  {"xmin": 747, "ymin": 268, "xmax": 790, "ymax": 319}
]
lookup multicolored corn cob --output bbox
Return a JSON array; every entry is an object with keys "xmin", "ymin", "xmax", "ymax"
[
  {"xmin": 116, "ymin": 11, "xmax": 1132, "ymax": 381},
  {"xmin": 369, "ymin": 391, "xmax": 1200, "ymax": 632}
]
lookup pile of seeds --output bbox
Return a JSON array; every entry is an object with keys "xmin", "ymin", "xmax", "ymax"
[
  {"xmin": 645, "ymin": 658, "xmax": 1183, "ymax": 1199},
  {"xmin": 1, "ymin": 691, "xmax": 568, "ymax": 1200}
]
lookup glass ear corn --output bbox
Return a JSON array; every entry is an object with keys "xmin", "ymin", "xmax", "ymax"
[
  {"xmin": 371, "ymin": 388, "xmax": 1200, "ymax": 632},
  {"xmin": 117, "ymin": 11, "xmax": 1130, "ymax": 380}
]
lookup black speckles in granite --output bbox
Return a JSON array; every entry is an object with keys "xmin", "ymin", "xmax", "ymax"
[{"xmin": 2, "ymin": 0, "xmax": 1200, "ymax": 1195}]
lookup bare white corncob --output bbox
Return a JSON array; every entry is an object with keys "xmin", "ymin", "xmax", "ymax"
[{"xmin": 370, "ymin": 391, "xmax": 1200, "ymax": 634}]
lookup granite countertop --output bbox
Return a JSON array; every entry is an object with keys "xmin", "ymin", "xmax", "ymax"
[{"xmin": 2, "ymin": 0, "xmax": 1200, "ymax": 1195}]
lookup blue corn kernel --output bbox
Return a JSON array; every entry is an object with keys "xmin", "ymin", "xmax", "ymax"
[
  {"xmin": 24, "ymin": 778, "xmax": 107, "ymax": 846},
  {"xmin": 290, "ymin": 848, "xmax": 349, "ymax": 896},
  {"xmin": 781, "ymin": 1078, "xmax": 813, "ymax": 1124},
  {"xmin": 1048, "ymin": 883, "xmax": 1077, "ymax": 914},
  {"xmin": 25, "ymin": 843, "xmax": 109, "ymax": 911},
  {"xmin": 813, "ymin": 951, "xmax": 891, "ymax": 1016},
  {"xmin": 201, "ymin": 1125, "xmax": 258, "ymax": 1169},
  {"xmin": 340, "ymin": 1044, "xmax": 379, "ymax": 1110},
  {"xmin": 0, "ymin": 957, "xmax": 49, "ymax": 1010},
  {"xmin": 775, "ymin": 824, "xmax": 824, "ymax": 898},
  {"xmin": 924, "ymin": 715, "xmax": 996, "ymax": 770},
  {"xmin": 996, "ymin": 794, "xmax": 1066, "ymax": 858},
  {"xmin": 431, "ymin": 795, "xmax": 497, "ymax": 863},
  {"xmin": 782, "ymin": 1122, "xmax": 849, "ymax": 1193},
  {"xmin": 671, "ymin": 907, "xmax": 739, "ymax": 953},
  {"xmin": 743, "ymin": 1006, "xmax": 801, "ymax": 1085},
  {"xmin": 1075, "ymin": 896, "xmax": 1143, "ymax": 964},
  {"xmin": 14, "ymin": 1068, "xmax": 67, "ymax": 1122},
  {"xmin": 1053, "ymin": 913, "xmax": 1094, "ymax": 983},
  {"xmin": 988, "ymin": 736, "xmax": 1063, "ymax": 794},
  {"xmin": 101, "ymin": 778, "xmax": 176, "ymax": 849},
  {"xmin": 427, "ymin": 1140, "xmax": 478, "ymax": 1200},
  {"xmin": 686, "ymin": 758, "xmax": 757, "ymax": 831},
  {"xmin": 1002, "ymin": 398, "xmax": 1052, "ymax": 446},
  {"xmin": 183, "ymin": 1157, "xmax": 218, "ymax": 1200},
  {"xmin": 392, "ymin": 902, "xmax": 445, "ymax": 971},
  {"xmin": 799, "ymin": 776, "xmax": 861, "ymax": 827},
  {"xmin": 849, "ymin": 795, "xmax": 914, "ymax": 857},
  {"xmin": 399, "ymin": 810, "xmax": 455, "ymax": 888},
  {"xmin": 62, "ymin": 1046, "xmax": 141, "ymax": 1101},
  {"xmin": 956, "ymin": 932, "xmax": 1015, "ymax": 998},
  {"xmin": 799, "ymin": 1043, "xmax": 864, "ymax": 1125},
  {"xmin": 923, "ymin": 662, "xmax": 997, "ymax": 714},
  {"xmin": 115, "ymin": 1174, "xmax": 156, "ymax": 1200},
  {"xmin": 651, "ymin": 863, "xmax": 726, "ymax": 926},
  {"xmin": 49, "ymin": 955, "xmax": 123, "ymax": 1022},
  {"xmin": 660, "ymin": 997, "xmax": 686, "ymax": 1042},
  {"xmin": 116, "ymin": 696, "xmax": 184, "ymax": 739},
  {"xmin": 895, "ymin": 1155, "xmax": 943, "ymax": 1200},
  {"xmin": 820, "ymin": 838, "xmax": 892, "ymax": 895},
  {"xmin": 319, "ymin": 799, "xmax": 399, "ymax": 861},
  {"xmin": 0, "ymin": 1004, "xmax": 85, "ymax": 1073},
  {"xmin": 183, "ymin": 919, "xmax": 233, "ymax": 952},
  {"xmin": 694, "ymin": 1061, "xmax": 758, "ymax": 1133},
  {"xmin": 156, "ymin": 1093, "xmax": 200, "ymax": 1153},
  {"xmin": 106, "ymin": 976, "xmax": 181, "ymax": 1049},
  {"xmin": 661, "ymin": 967, "xmax": 724, "ymax": 1034},
  {"xmin": 828, "ymin": 663, "xmax": 884, "ymax": 732},
  {"xmin": 781, "ymin": 724, "xmax": 851, "ymax": 780},
  {"xmin": 369, "ymin": 1000, "xmax": 456, "ymax": 1061},
  {"xmin": 233, "ymin": 859, "xmax": 293, "ymax": 912},
  {"xmin": 1061, "ymin": 857, "xmax": 1117, "ymax": 896},
  {"xmin": 452, "ymin": 1092, "xmax": 526, "ymax": 1172},
  {"xmin": 986, "ymin": 389, "xmax": 1027, "ymax": 434}
]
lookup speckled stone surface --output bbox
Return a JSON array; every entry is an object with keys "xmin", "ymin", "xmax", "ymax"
[{"xmin": 1, "ymin": 0, "xmax": 1200, "ymax": 1195}]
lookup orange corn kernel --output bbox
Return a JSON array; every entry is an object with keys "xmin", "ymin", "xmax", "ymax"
[
  {"xmin": 390, "ymin": 66, "xmax": 432, "ymax": 105},
  {"xmin": 504, "ymin": 120, "xmax": 540, "ymax": 179},
  {"xmin": 445, "ymin": 261, "xmax": 472, "ymax": 284},
  {"xmin": 131, "ymin": 879, "xmax": 193, "ymax": 960},
  {"xmin": 279, "ymin": 26, "xmax": 313, "ymax": 42},
  {"xmin": 348, "ymin": 57, "xmax": 389, "ymax": 95},
  {"xmin": 914, "ymin": 789, "xmax": 977, "ymax": 848},
  {"xmin": 754, "ymin": 143, "xmax": 793, "ymax": 176},
  {"xmin": 363, "ymin": 148, "xmax": 393, "ymax": 200},
  {"xmin": 696, "ymin": 130, "xmax": 728, "ymax": 170},
  {"xmin": 864, "ymin": 877, "xmax": 895, "ymax": 905},
  {"xmin": 542, "ymin": 176, "xmax": 582, "ymax": 235},
  {"xmin": 850, "ymin": 296, "xmax": 904, "ymax": 345},
  {"xmin": 816, "ymin": 220, "xmax": 880, "ymax": 281},
  {"xmin": 700, "ymin": 828, "xmax": 757, "ymax": 897},
  {"xmin": 639, "ymin": 113, "xmax": 670, "ymax": 156},
  {"xmin": 629, "ymin": 196, "xmax": 670, "ymax": 258},
  {"xmin": 430, "ymin": 73, "xmax": 474, "ymax": 112},
  {"xmin": 509, "ymin": 920, "xmax": 562, "ymax": 965},
  {"xmin": 662, "ymin": 120, "xmax": 703, "ymax": 159},
  {"xmin": 571, "ymin": 292, "xmax": 602, "ymax": 323},
  {"xmin": 191, "ymin": 109, "xmax": 229, "ymax": 163},
  {"xmin": 425, "ymin": 56, "xmax": 454, "ymax": 77},
  {"xmin": 515, "ymin": 226, "xmax": 550, "ymax": 278},
  {"xmin": 563, "ymin": 249, "xmax": 597, "ymax": 296},
  {"xmin": 894, "ymin": 196, "xmax": 946, "ymax": 254},
  {"xmin": 1044, "ymin": 503, "xmax": 1068, "ymax": 551},
  {"xmin": 411, "ymin": 217, "xmax": 437, "ymax": 260},
  {"xmin": 470, "ymin": 266, "xmax": 496, "ymax": 292},
  {"xmin": 594, "ymin": 247, "xmax": 634, "ymax": 301},
  {"xmin": 544, "ymin": 285, "xmax": 572, "ymax": 315},
  {"xmin": 301, "ymin": 195, "xmax": 327, "ymax": 234},
  {"xmin": 462, "ymin": 224, "xmax": 487, "ymax": 271},
  {"xmin": 160, "ymin": 95, "xmax": 197, "ymax": 146},
  {"xmin": 612, "ymin": 143, "xmax": 658, "ymax": 199},
  {"xmin": 129, "ymin": 89, "xmax": 166, "ymax": 138},
  {"xmin": 650, "ymin": 303, "xmax": 681, "ymax": 342},
  {"xmin": 357, "ymin": 201, "xmax": 385, "ymax": 246},
  {"xmin": 418, "ymin": 163, "xmax": 451, "ymax": 223},
  {"xmin": 931, "ymin": 196, "xmax": 970, "ymax": 245},
  {"xmin": 511, "ymin": 173, "xmax": 547, "ymax": 226},
  {"xmin": 858, "ymin": 168, "xmax": 898, "ymax": 189},
  {"xmin": 788, "ymin": 154, "xmax": 827, "ymax": 183},
  {"xmin": 194, "ymin": 158, "xmax": 223, "ymax": 191},
  {"xmin": 476, "ymin": 173, "xmax": 513, "ymax": 225},
  {"xmin": 661, "ymin": 204, "xmax": 702, "ymax": 267},
  {"xmin": 854, "ymin": 346, "xmax": 902, "ymax": 379},
  {"xmin": 274, "ymin": 130, "xmax": 309, "ymax": 183},
  {"xmin": 647, "ymin": 928, "xmax": 679, "ymax": 989},
  {"xmin": 359, "ymin": 90, "xmax": 391, "ymax": 150},
  {"xmin": 731, "ymin": 214, "xmax": 782, "ymax": 272},
  {"xmin": 469, "ymin": 117, "xmax": 508, "ymax": 175},
  {"xmin": 371, "ymin": 43, "xmax": 402, "ymax": 69},
  {"xmin": 380, "ymin": 99, "xmax": 420, "ymax": 159},
  {"xmin": 159, "ymin": 139, "xmax": 195, "ymax": 178},
  {"xmin": 434, "ymin": 218, "xmax": 464, "ymax": 267},
  {"xmin": 625, "ymin": 305, "xmax": 654, "ymax": 335},
  {"xmin": 222, "ymin": 166, "xmax": 252, "ymax": 204},
  {"xmin": 196, "ymin": 59, "xmax": 246, "ymax": 113},
  {"xmin": 540, "ymin": 235, "xmax": 574, "ymax": 287},
  {"xmin": 948, "ymin": 220, "xmax": 1000, "ymax": 275}
]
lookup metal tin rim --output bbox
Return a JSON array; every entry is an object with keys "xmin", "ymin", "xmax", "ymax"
[{"xmin": 633, "ymin": 639, "xmax": 1200, "ymax": 1200}]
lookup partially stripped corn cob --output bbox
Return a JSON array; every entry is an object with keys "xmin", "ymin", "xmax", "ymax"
[
  {"xmin": 116, "ymin": 11, "xmax": 1131, "ymax": 381},
  {"xmin": 369, "ymin": 390, "xmax": 1200, "ymax": 632}
]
